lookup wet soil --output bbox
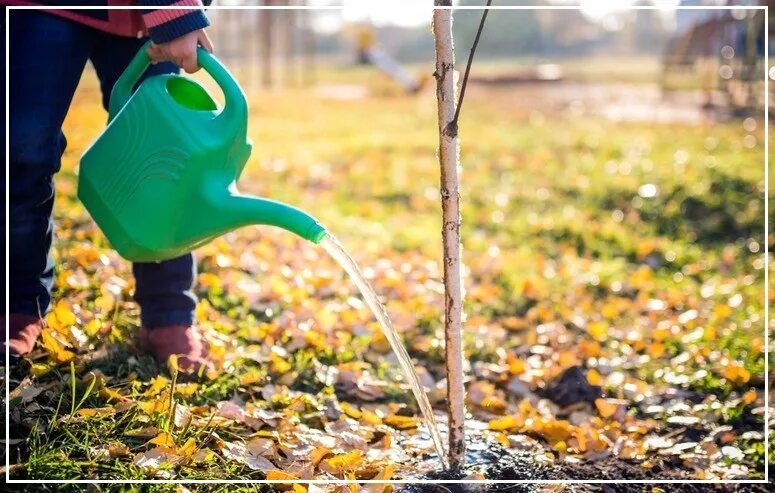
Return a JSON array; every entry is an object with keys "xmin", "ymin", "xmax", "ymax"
[
  {"xmin": 401, "ymin": 443, "xmax": 771, "ymax": 493},
  {"xmin": 540, "ymin": 365, "xmax": 602, "ymax": 407}
]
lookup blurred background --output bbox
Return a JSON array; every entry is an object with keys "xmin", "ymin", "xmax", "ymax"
[{"xmin": 206, "ymin": 0, "xmax": 771, "ymax": 120}]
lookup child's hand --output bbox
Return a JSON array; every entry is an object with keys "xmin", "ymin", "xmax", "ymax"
[{"xmin": 147, "ymin": 29, "xmax": 214, "ymax": 74}]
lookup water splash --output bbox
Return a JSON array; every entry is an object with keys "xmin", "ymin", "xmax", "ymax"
[{"xmin": 320, "ymin": 233, "xmax": 447, "ymax": 469}]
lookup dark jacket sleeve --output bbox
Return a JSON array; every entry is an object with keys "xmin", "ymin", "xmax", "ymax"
[{"xmin": 137, "ymin": 0, "xmax": 211, "ymax": 44}]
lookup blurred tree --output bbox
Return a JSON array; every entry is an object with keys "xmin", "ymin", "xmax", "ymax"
[
  {"xmin": 259, "ymin": 0, "xmax": 277, "ymax": 87},
  {"xmin": 632, "ymin": 0, "xmax": 670, "ymax": 53},
  {"xmin": 454, "ymin": 0, "xmax": 544, "ymax": 58},
  {"xmin": 535, "ymin": 7, "xmax": 602, "ymax": 56}
]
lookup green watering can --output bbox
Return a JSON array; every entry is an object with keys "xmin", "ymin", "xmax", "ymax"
[{"xmin": 78, "ymin": 44, "xmax": 327, "ymax": 262}]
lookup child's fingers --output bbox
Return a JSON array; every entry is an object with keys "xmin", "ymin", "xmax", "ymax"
[
  {"xmin": 146, "ymin": 44, "xmax": 163, "ymax": 63},
  {"xmin": 198, "ymin": 31, "xmax": 214, "ymax": 53},
  {"xmin": 180, "ymin": 52, "xmax": 200, "ymax": 74}
]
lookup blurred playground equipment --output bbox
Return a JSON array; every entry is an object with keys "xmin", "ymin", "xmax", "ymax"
[
  {"xmin": 346, "ymin": 23, "xmax": 424, "ymax": 93},
  {"xmin": 204, "ymin": 1, "xmax": 770, "ymax": 118},
  {"xmin": 208, "ymin": 2, "xmax": 422, "ymax": 93},
  {"xmin": 661, "ymin": 0, "xmax": 771, "ymax": 115}
]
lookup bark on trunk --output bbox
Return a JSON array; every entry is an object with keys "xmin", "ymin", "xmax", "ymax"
[{"xmin": 432, "ymin": 0, "xmax": 466, "ymax": 473}]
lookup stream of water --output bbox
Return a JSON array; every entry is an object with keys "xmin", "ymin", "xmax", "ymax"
[{"xmin": 320, "ymin": 233, "xmax": 447, "ymax": 469}]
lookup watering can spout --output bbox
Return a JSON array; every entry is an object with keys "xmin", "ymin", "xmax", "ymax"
[{"xmin": 223, "ymin": 193, "xmax": 328, "ymax": 244}]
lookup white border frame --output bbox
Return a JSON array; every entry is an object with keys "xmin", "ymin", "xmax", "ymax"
[{"xmin": 3, "ymin": 3, "xmax": 769, "ymax": 486}]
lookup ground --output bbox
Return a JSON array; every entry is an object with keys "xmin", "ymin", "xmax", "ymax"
[{"xmin": 3, "ymin": 56, "xmax": 772, "ymax": 491}]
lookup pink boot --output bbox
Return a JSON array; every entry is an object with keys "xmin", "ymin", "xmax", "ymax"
[
  {"xmin": 3, "ymin": 314, "xmax": 44, "ymax": 359},
  {"xmin": 138, "ymin": 325, "xmax": 211, "ymax": 373}
]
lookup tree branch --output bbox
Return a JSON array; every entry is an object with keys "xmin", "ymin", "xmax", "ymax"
[{"xmin": 447, "ymin": 0, "xmax": 492, "ymax": 138}]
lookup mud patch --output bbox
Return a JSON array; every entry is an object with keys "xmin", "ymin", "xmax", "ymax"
[{"xmin": 403, "ymin": 443, "xmax": 546, "ymax": 493}]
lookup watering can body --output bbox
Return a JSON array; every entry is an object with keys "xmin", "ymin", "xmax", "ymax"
[{"xmin": 78, "ymin": 45, "xmax": 326, "ymax": 262}]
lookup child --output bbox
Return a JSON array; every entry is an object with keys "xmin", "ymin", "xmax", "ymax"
[{"xmin": 3, "ymin": 0, "xmax": 215, "ymax": 371}]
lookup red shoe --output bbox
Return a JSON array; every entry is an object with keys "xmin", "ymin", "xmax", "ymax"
[
  {"xmin": 138, "ymin": 325, "xmax": 211, "ymax": 373},
  {"xmin": 3, "ymin": 314, "xmax": 44, "ymax": 359}
]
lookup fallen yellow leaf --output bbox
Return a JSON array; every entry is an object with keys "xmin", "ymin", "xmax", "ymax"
[
  {"xmin": 595, "ymin": 398, "xmax": 622, "ymax": 419},
  {"xmin": 77, "ymin": 407, "xmax": 116, "ymax": 419},
  {"xmin": 507, "ymin": 356, "xmax": 526, "ymax": 375},
  {"xmin": 601, "ymin": 302, "xmax": 619, "ymax": 320},
  {"xmin": 340, "ymin": 402, "xmax": 362, "ymax": 419},
  {"xmin": 587, "ymin": 321, "xmax": 608, "ymax": 342},
  {"xmin": 30, "ymin": 362, "xmax": 55, "ymax": 378},
  {"xmin": 579, "ymin": 340, "xmax": 602, "ymax": 359},
  {"xmin": 383, "ymin": 414, "xmax": 419, "ymax": 429},
  {"xmin": 84, "ymin": 319, "xmax": 102, "ymax": 336},
  {"xmin": 587, "ymin": 368, "xmax": 603, "ymax": 386},
  {"xmin": 647, "ymin": 342, "xmax": 665, "ymax": 359},
  {"xmin": 319, "ymin": 450, "xmax": 363, "ymax": 475},
  {"xmin": 724, "ymin": 364, "xmax": 750, "ymax": 386},
  {"xmin": 178, "ymin": 437, "xmax": 197, "ymax": 457},
  {"xmin": 494, "ymin": 432, "xmax": 510, "ymax": 448},
  {"xmin": 742, "ymin": 389, "xmax": 757, "ymax": 405},
  {"xmin": 149, "ymin": 432, "xmax": 176, "ymax": 448},
  {"xmin": 360, "ymin": 410, "xmax": 382, "ymax": 426},
  {"xmin": 174, "ymin": 383, "xmax": 200, "ymax": 397},
  {"xmin": 311, "ymin": 447, "xmax": 334, "ymax": 466},
  {"xmin": 488, "ymin": 415, "xmax": 522, "ymax": 432},
  {"xmin": 41, "ymin": 330, "xmax": 75, "ymax": 364},
  {"xmin": 266, "ymin": 470, "xmax": 299, "ymax": 480},
  {"xmin": 375, "ymin": 463, "xmax": 395, "ymax": 481},
  {"xmin": 46, "ymin": 300, "xmax": 76, "ymax": 332},
  {"xmin": 713, "ymin": 303, "xmax": 732, "ymax": 319},
  {"xmin": 270, "ymin": 352, "xmax": 292, "ymax": 374},
  {"xmin": 145, "ymin": 376, "xmax": 169, "ymax": 397},
  {"xmin": 365, "ymin": 464, "xmax": 395, "ymax": 493},
  {"xmin": 138, "ymin": 392, "xmax": 169, "ymax": 415},
  {"xmin": 537, "ymin": 420, "xmax": 573, "ymax": 444},
  {"xmin": 653, "ymin": 327, "xmax": 671, "ymax": 342}
]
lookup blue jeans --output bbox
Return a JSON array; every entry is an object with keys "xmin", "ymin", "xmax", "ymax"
[{"xmin": 6, "ymin": 10, "xmax": 197, "ymax": 329}]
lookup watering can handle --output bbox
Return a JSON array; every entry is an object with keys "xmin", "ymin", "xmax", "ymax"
[{"xmin": 108, "ymin": 41, "xmax": 248, "ymax": 127}]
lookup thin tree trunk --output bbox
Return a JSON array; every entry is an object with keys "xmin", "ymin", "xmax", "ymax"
[{"xmin": 432, "ymin": 0, "xmax": 465, "ymax": 473}]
